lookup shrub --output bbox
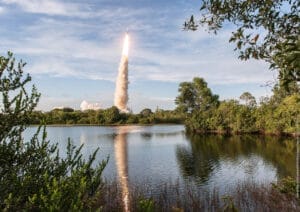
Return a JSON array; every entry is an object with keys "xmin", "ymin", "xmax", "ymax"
[{"xmin": 0, "ymin": 52, "xmax": 107, "ymax": 210}]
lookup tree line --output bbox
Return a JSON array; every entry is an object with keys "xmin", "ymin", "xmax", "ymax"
[
  {"xmin": 176, "ymin": 77, "xmax": 299, "ymax": 136},
  {"xmin": 29, "ymin": 107, "xmax": 184, "ymax": 125},
  {"xmin": 27, "ymin": 75, "xmax": 299, "ymax": 137}
]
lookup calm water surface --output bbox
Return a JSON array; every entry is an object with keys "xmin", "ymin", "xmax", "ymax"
[{"xmin": 24, "ymin": 125, "xmax": 296, "ymax": 193}]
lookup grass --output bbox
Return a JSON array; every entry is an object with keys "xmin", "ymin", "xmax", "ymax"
[{"xmin": 97, "ymin": 178, "xmax": 300, "ymax": 211}]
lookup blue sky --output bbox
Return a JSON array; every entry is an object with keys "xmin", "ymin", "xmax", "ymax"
[{"xmin": 0, "ymin": 0, "xmax": 277, "ymax": 112}]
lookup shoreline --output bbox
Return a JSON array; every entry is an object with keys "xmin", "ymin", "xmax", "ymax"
[
  {"xmin": 189, "ymin": 129, "xmax": 299, "ymax": 138},
  {"xmin": 28, "ymin": 124, "xmax": 298, "ymax": 138},
  {"xmin": 29, "ymin": 123, "xmax": 183, "ymax": 127}
]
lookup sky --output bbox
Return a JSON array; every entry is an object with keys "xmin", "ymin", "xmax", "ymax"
[{"xmin": 0, "ymin": 0, "xmax": 277, "ymax": 112}]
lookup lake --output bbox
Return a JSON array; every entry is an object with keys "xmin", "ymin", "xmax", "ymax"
[{"xmin": 24, "ymin": 125, "xmax": 296, "ymax": 194}]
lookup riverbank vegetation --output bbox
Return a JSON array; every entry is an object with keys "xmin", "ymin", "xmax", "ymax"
[
  {"xmin": 0, "ymin": 52, "xmax": 108, "ymax": 211},
  {"xmin": 99, "ymin": 178, "xmax": 300, "ymax": 211},
  {"xmin": 176, "ymin": 77, "xmax": 299, "ymax": 136},
  {"xmin": 29, "ymin": 107, "xmax": 184, "ymax": 125},
  {"xmin": 182, "ymin": 0, "xmax": 299, "ymax": 136},
  {"xmin": 26, "ymin": 76, "xmax": 299, "ymax": 137}
]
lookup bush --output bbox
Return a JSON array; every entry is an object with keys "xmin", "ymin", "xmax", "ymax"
[{"xmin": 0, "ymin": 52, "xmax": 107, "ymax": 210}]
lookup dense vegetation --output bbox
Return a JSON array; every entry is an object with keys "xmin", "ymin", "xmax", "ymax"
[
  {"xmin": 183, "ymin": 0, "xmax": 299, "ymax": 136},
  {"xmin": 29, "ymin": 107, "xmax": 184, "ymax": 125},
  {"xmin": 0, "ymin": 52, "xmax": 107, "ymax": 210},
  {"xmin": 176, "ymin": 77, "xmax": 299, "ymax": 135}
]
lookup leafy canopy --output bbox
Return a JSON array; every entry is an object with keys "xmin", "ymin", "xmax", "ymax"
[
  {"xmin": 185, "ymin": 0, "xmax": 300, "ymax": 87},
  {"xmin": 175, "ymin": 77, "xmax": 219, "ymax": 113}
]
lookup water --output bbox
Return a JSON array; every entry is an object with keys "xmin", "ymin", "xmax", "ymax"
[{"xmin": 24, "ymin": 125, "xmax": 296, "ymax": 194}]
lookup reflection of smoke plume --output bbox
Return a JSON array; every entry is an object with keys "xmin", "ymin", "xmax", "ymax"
[
  {"xmin": 80, "ymin": 100, "xmax": 100, "ymax": 111},
  {"xmin": 114, "ymin": 127, "xmax": 130, "ymax": 211},
  {"xmin": 114, "ymin": 34, "xmax": 129, "ymax": 113}
]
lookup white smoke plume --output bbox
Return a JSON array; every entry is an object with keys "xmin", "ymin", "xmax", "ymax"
[
  {"xmin": 114, "ymin": 33, "xmax": 129, "ymax": 113},
  {"xmin": 80, "ymin": 100, "xmax": 101, "ymax": 111}
]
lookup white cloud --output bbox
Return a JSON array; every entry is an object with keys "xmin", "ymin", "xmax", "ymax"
[
  {"xmin": 0, "ymin": 1, "xmax": 277, "ymax": 113},
  {"xmin": 0, "ymin": 6, "xmax": 5, "ymax": 14},
  {"xmin": 1, "ymin": 16, "xmax": 273, "ymax": 85},
  {"xmin": 1, "ymin": 0, "xmax": 91, "ymax": 17},
  {"xmin": 1, "ymin": 12, "xmax": 274, "ymax": 86}
]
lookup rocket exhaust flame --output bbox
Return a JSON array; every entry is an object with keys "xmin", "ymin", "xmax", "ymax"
[
  {"xmin": 122, "ymin": 33, "xmax": 129, "ymax": 57},
  {"xmin": 114, "ymin": 33, "xmax": 130, "ymax": 113}
]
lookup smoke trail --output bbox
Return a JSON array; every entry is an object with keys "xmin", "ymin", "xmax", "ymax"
[{"xmin": 114, "ymin": 33, "xmax": 129, "ymax": 113}]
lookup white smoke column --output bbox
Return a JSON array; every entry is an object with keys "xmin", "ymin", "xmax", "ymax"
[{"xmin": 114, "ymin": 33, "xmax": 129, "ymax": 113}]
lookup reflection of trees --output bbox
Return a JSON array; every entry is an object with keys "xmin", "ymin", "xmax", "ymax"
[
  {"xmin": 154, "ymin": 131, "xmax": 184, "ymax": 138},
  {"xmin": 140, "ymin": 132, "xmax": 152, "ymax": 140},
  {"xmin": 140, "ymin": 131, "xmax": 184, "ymax": 140},
  {"xmin": 176, "ymin": 134, "xmax": 296, "ymax": 184},
  {"xmin": 176, "ymin": 135, "xmax": 220, "ymax": 183}
]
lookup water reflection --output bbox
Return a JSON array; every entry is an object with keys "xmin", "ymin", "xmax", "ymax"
[
  {"xmin": 176, "ymin": 134, "xmax": 296, "ymax": 188},
  {"xmin": 140, "ymin": 132, "xmax": 152, "ymax": 140},
  {"xmin": 23, "ymin": 125, "xmax": 297, "ymax": 196},
  {"xmin": 114, "ymin": 127, "xmax": 130, "ymax": 212}
]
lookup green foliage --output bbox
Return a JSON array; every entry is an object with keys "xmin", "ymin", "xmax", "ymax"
[
  {"xmin": 175, "ymin": 77, "xmax": 219, "ymax": 114},
  {"xmin": 256, "ymin": 91, "xmax": 300, "ymax": 134},
  {"xmin": 272, "ymin": 176, "xmax": 297, "ymax": 195},
  {"xmin": 210, "ymin": 100, "xmax": 241, "ymax": 133},
  {"xmin": 26, "ymin": 107, "xmax": 184, "ymax": 126},
  {"xmin": 0, "ymin": 52, "xmax": 107, "ymax": 210},
  {"xmin": 175, "ymin": 77, "xmax": 219, "ymax": 133},
  {"xmin": 185, "ymin": 0, "xmax": 300, "ymax": 86},
  {"xmin": 137, "ymin": 198, "xmax": 155, "ymax": 212},
  {"xmin": 240, "ymin": 92, "xmax": 256, "ymax": 108},
  {"xmin": 0, "ymin": 52, "xmax": 40, "ymax": 140},
  {"xmin": 222, "ymin": 196, "xmax": 238, "ymax": 212},
  {"xmin": 102, "ymin": 106, "xmax": 121, "ymax": 124},
  {"xmin": 140, "ymin": 108, "xmax": 153, "ymax": 117},
  {"xmin": 179, "ymin": 76, "xmax": 299, "ymax": 135}
]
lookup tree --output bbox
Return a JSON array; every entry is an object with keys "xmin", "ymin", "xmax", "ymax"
[
  {"xmin": 211, "ymin": 100, "xmax": 240, "ymax": 132},
  {"xmin": 185, "ymin": 0, "xmax": 300, "ymax": 86},
  {"xmin": 0, "ymin": 52, "xmax": 107, "ymax": 210},
  {"xmin": 175, "ymin": 77, "xmax": 219, "ymax": 113},
  {"xmin": 274, "ymin": 94, "xmax": 300, "ymax": 134},
  {"xmin": 103, "ymin": 106, "xmax": 121, "ymax": 124},
  {"xmin": 271, "ymin": 80, "xmax": 299, "ymax": 104},
  {"xmin": 175, "ymin": 82, "xmax": 195, "ymax": 113},
  {"xmin": 176, "ymin": 77, "xmax": 219, "ymax": 133},
  {"xmin": 140, "ymin": 108, "xmax": 153, "ymax": 117},
  {"xmin": 239, "ymin": 92, "xmax": 256, "ymax": 108},
  {"xmin": 0, "ymin": 52, "xmax": 40, "ymax": 141}
]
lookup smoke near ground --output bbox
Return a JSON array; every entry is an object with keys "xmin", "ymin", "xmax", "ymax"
[
  {"xmin": 80, "ymin": 100, "xmax": 100, "ymax": 111},
  {"xmin": 114, "ymin": 34, "xmax": 129, "ymax": 113}
]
